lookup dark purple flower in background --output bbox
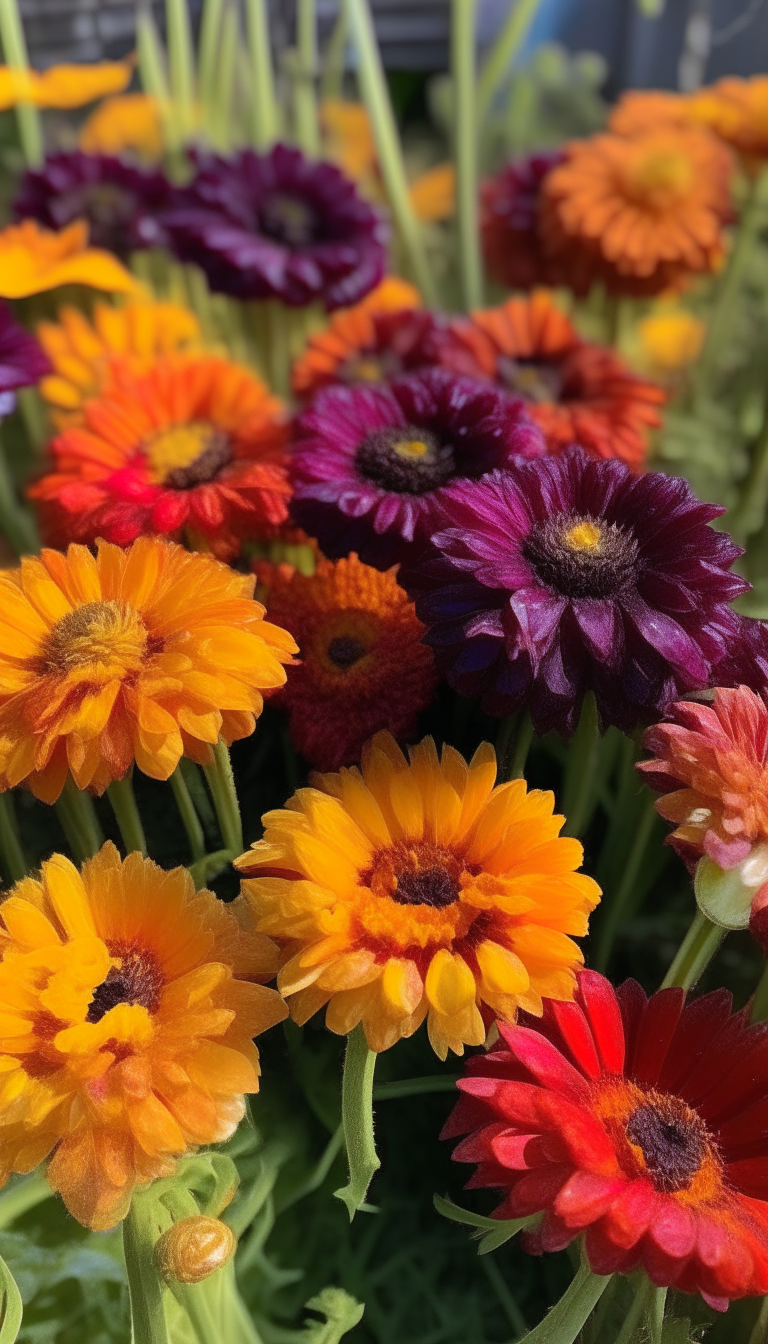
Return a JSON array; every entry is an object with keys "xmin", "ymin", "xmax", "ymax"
[
  {"xmin": 162, "ymin": 144, "xmax": 387, "ymax": 309},
  {"xmin": 481, "ymin": 150, "xmax": 572, "ymax": 293},
  {"xmin": 712, "ymin": 612, "xmax": 768, "ymax": 693},
  {"xmin": 407, "ymin": 447, "xmax": 749, "ymax": 735},
  {"xmin": 289, "ymin": 367, "xmax": 545, "ymax": 569},
  {"xmin": 13, "ymin": 152, "xmax": 171, "ymax": 257},
  {"xmin": 0, "ymin": 300, "xmax": 50, "ymax": 400}
]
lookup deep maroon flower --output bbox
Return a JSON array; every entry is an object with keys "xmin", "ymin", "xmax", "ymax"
[
  {"xmin": 289, "ymin": 367, "xmax": 545, "ymax": 568},
  {"xmin": 0, "ymin": 301, "xmax": 49, "ymax": 396},
  {"xmin": 162, "ymin": 145, "xmax": 387, "ymax": 310},
  {"xmin": 712, "ymin": 614, "xmax": 768, "ymax": 694},
  {"xmin": 407, "ymin": 447, "xmax": 748, "ymax": 735},
  {"xmin": 481, "ymin": 151, "xmax": 581, "ymax": 293},
  {"xmin": 13, "ymin": 153, "xmax": 171, "ymax": 257}
]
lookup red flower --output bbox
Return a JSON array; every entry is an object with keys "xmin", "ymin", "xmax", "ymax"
[{"xmin": 446, "ymin": 969, "xmax": 768, "ymax": 1310}]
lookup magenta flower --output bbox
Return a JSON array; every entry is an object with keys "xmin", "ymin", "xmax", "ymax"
[
  {"xmin": 0, "ymin": 301, "xmax": 49, "ymax": 401},
  {"xmin": 407, "ymin": 447, "xmax": 749, "ymax": 735},
  {"xmin": 289, "ymin": 367, "xmax": 545, "ymax": 568},
  {"xmin": 13, "ymin": 153, "xmax": 171, "ymax": 257}
]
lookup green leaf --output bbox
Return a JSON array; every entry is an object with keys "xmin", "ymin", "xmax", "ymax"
[
  {"xmin": 433, "ymin": 1195, "xmax": 534, "ymax": 1253},
  {"xmin": 300, "ymin": 1288, "xmax": 365, "ymax": 1343},
  {"xmin": 0, "ymin": 1252, "xmax": 21, "ymax": 1343}
]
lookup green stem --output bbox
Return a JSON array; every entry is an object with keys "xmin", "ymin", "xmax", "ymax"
[
  {"xmin": 614, "ymin": 1277, "xmax": 653, "ymax": 1344},
  {"xmin": 751, "ymin": 961, "xmax": 768, "ymax": 1024},
  {"xmin": 647, "ymin": 1286, "xmax": 666, "ymax": 1344},
  {"xmin": 198, "ymin": 0, "xmax": 224, "ymax": 113},
  {"xmin": 510, "ymin": 712, "xmax": 535, "ymax": 780},
  {"xmin": 373, "ymin": 1074, "xmax": 459, "ymax": 1100},
  {"xmin": 0, "ymin": 792, "xmax": 27, "ymax": 883},
  {"xmin": 294, "ymin": 0, "xmax": 320, "ymax": 156},
  {"xmin": 516, "ymin": 1259, "xmax": 611, "ymax": 1344},
  {"xmin": 476, "ymin": 0, "xmax": 543, "ymax": 122},
  {"xmin": 107, "ymin": 776, "xmax": 148, "ymax": 856},
  {"xmin": 730, "ymin": 391, "xmax": 768, "ymax": 540},
  {"xmin": 0, "ymin": 0, "xmax": 43, "ymax": 165},
  {"xmin": 55, "ymin": 779, "xmax": 104, "ymax": 862},
  {"xmin": 166, "ymin": 0, "xmax": 196, "ymax": 138},
  {"xmin": 661, "ymin": 909, "xmax": 725, "ymax": 991},
  {"xmin": 0, "ymin": 1173, "xmax": 52, "ymax": 1229},
  {"xmin": 561, "ymin": 693, "xmax": 601, "ymax": 839},
  {"xmin": 212, "ymin": 0, "xmax": 238, "ymax": 153},
  {"xmin": 123, "ymin": 1194, "xmax": 171, "ymax": 1344},
  {"xmin": 170, "ymin": 767, "xmax": 206, "ymax": 864},
  {"xmin": 203, "ymin": 740, "xmax": 243, "ymax": 855},
  {"xmin": 594, "ymin": 797, "xmax": 657, "ymax": 973},
  {"xmin": 749, "ymin": 1295, "xmax": 768, "ymax": 1344},
  {"xmin": 451, "ymin": 0, "xmax": 482, "ymax": 311},
  {"xmin": 334, "ymin": 1023, "xmax": 380, "ymax": 1220},
  {"xmin": 0, "ymin": 426, "xmax": 39, "ymax": 556},
  {"xmin": 344, "ymin": 0, "xmax": 438, "ymax": 306},
  {"xmin": 320, "ymin": 5, "xmax": 348, "ymax": 102},
  {"xmin": 166, "ymin": 1277, "xmax": 223, "ymax": 1344},
  {"xmin": 245, "ymin": 0, "xmax": 279, "ymax": 148},
  {"xmin": 137, "ymin": 0, "xmax": 176, "ymax": 154}
]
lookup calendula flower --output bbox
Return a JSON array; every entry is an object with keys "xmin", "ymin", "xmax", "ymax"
[
  {"xmin": 0, "ymin": 61, "xmax": 131, "ymax": 112},
  {"xmin": 14, "ymin": 153, "xmax": 171, "ymax": 258},
  {"xmin": 438, "ymin": 291, "xmax": 665, "ymax": 470},
  {"xmin": 31, "ymin": 356, "xmax": 291, "ymax": 558},
  {"xmin": 321, "ymin": 99, "xmax": 378, "ymax": 186},
  {"xmin": 408, "ymin": 163, "xmax": 455, "ymax": 223},
  {"xmin": 290, "ymin": 367, "xmax": 544, "ymax": 569},
  {"xmin": 0, "ymin": 300, "xmax": 49, "ymax": 393},
  {"xmin": 37, "ymin": 298, "xmax": 201, "ymax": 428},
  {"xmin": 291, "ymin": 276, "xmax": 440, "ymax": 399},
  {"xmin": 78, "ymin": 93, "xmax": 164, "ymax": 161},
  {"xmin": 637, "ymin": 307, "xmax": 706, "ymax": 375},
  {"xmin": 408, "ymin": 447, "xmax": 747, "ymax": 735},
  {"xmin": 163, "ymin": 145, "xmax": 387, "ymax": 310},
  {"xmin": 0, "ymin": 843, "xmax": 286, "ymax": 1229},
  {"xmin": 0, "ymin": 220, "xmax": 138, "ymax": 299},
  {"xmin": 446, "ymin": 969, "xmax": 768, "ymax": 1310},
  {"xmin": 608, "ymin": 89, "xmax": 695, "ymax": 137},
  {"xmin": 262, "ymin": 553, "xmax": 438, "ymax": 769},
  {"xmin": 235, "ymin": 732, "xmax": 600, "ymax": 1057},
  {"xmin": 540, "ymin": 128, "xmax": 734, "ymax": 296},
  {"xmin": 691, "ymin": 77, "xmax": 768, "ymax": 172},
  {"xmin": 480, "ymin": 152, "xmax": 573, "ymax": 293},
  {"xmin": 0, "ymin": 536, "xmax": 297, "ymax": 801}
]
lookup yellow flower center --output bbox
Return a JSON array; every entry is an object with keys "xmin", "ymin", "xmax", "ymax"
[
  {"xmin": 346, "ymin": 357, "xmax": 385, "ymax": 383},
  {"xmin": 145, "ymin": 421, "xmax": 231, "ymax": 488},
  {"xmin": 394, "ymin": 438, "xmax": 429, "ymax": 460},
  {"xmin": 626, "ymin": 149, "xmax": 694, "ymax": 209},
  {"xmin": 563, "ymin": 519, "xmax": 603, "ymax": 553},
  {"xmin": 43, "ymin": 600, "xmax": 148, "ymax": 676}
]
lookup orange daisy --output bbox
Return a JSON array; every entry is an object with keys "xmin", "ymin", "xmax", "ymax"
[
  {"xmin": 0, "ymin": 842, "xmax": 286, "ymax": 1228},
  {"xmin": 0, "ymin": 220, "xmax": 139, "ymax": 299},
  {"xmin": 78, "ymin": 93, "xmax": 164, "ymax": 161},
  {"xmin": 235, "ymin": 732, "xmax": 600, "ymax": 1058},
  {"xmin": 608, "ymin": 89, "xmax": 695, "ymax": 137},
  {"xmin": 37, "ymin": 298, "xmax": 202, "ymax": 429},
  {"xmin": 262, "ymin": 553, "xmax": 438, "ymax": 769},
  {"xmin": 30, "ymin": 355, "xmax": 291, "ymax": 558},
  {"xmin": 0, "ymin": 536, "xmax": 297, "ymax": 802},
  {"xmin": 692, "ymin": 77, "xmax": 768, "ymax": 172},
  {"xmin": 540, "ymin": 127, "xmax": 734, "ymax": 295},
  {"xmin": 438, "ymin": 290, "xmax": 665, "ymax": 469}
]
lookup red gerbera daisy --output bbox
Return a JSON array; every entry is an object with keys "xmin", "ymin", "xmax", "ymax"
[
  {"xmin": 30, "ymin": 355, "xmax": 291, "ymax": 560},
  {"xmin": 445, "ymin": 969, "xmax": 768, "ymax": 1310},
  {"xmin": 437, "ymin": 291, "xmax": 665, "ymax": 470}
]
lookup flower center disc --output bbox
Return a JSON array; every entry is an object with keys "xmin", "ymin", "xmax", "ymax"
[
  {"xmin": 625, "ymin": 150, "xmax": 694, "ymax": 210},
  {"xmin": 497, "ymin": 356, "xmax": 564, "ymax": 404},
  {"xmin": 355, "ymin": 425, "xmax": 456, "ymax": 495},
  {"xmin": 326, "ymin": 635, "xmax": 368, "ymax": 669},
  {"xmin": 625, "ymin": 1094, "xmax": 710, "ymax": 1193},
  {"xmin": 43, "ymin": 600, "xmax": 148, "ymax": 674},
  {"xmin": 392, "ymin": 866, "xmax": 460, "ymax": 908},
  {"xmin": 145, "ymin": 421, "xmax": 232, "ymax": 489},
  {"xmin": 363, "ymin": 842, "xmax": 463, "ymax": 909},
  {"xmin": 523, "ymin": 512, "xmax": 639, "ymax": 599},
  {"xmin": 259, "ymin": 192, "xmax": 319, "ymax": 248},
  {"xmin": 87, "ymin": 945, "xmax": 164, "ymax": 1022}
]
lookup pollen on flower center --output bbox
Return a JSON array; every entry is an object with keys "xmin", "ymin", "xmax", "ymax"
[
  {"xmin": 145, "ymin": 421, "xmax": 232, "ymax": 489},
  {"xmin": 523, "ymin": 512, "xmax": 639, "ymax": 599},
  {"xmin": 43, "ymin": 600, "xmax": 148, "ymax": 674},
  {"xmin": 497, "ymin": 356, "xmax": 564, "ymax": 404},
  {"xmin": 86, "ymin": 945, "xmax": 164, "ymax": 1023},
  {"xmin": 625, "ymin": 1093, "xmax": 712, "ymax": 1193},
  {"xmin": 564, "ymin": 519, "xmax": 603, "ymax": 552},
  {"xmin": 626, "ymin": 150, "xmax": 694, "ymax": 209},
  {"xmin": 355, "ymin": 425, "xmax": 456, "ymax": 494}
]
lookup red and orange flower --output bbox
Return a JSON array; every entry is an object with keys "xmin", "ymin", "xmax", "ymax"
[{"xmin": 30, "ymin": 355, "xmax": 290, "ymax": 558}]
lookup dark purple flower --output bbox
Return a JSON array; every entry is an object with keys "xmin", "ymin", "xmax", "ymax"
[
  {"xmin": 0, "ymin": 301, "xmax": 49, "ymax": 395},
  {"xmin": 162, "ymin": 144, "xmax": 387, "ymax": 310},
  {"xmin": 712, "ymin": 613, "xmax": 768, "ymax": 693},
  {"xmin": 481, "ymin": 151, "xmax": 572, "ymax": 292},
  {"xmin": 289, "ymin": 367, "xmax": 545, "ymax": 568},
  {"xmin": 406, "ymin": 447, "xmax": 749, "ymax": 735},
  {"xmin": 13, "ymin": 152, "xmax": 171, "ymax": 257}
]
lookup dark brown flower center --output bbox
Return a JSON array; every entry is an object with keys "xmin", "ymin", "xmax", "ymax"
[
  {"xmin": 87, "ymin": 946, "xmax": 164, "ymax": 1023},
  {"xmin": 392, "ymin": 866, "xmax": 460, "ymax": 908},
  {"xmin": 260, "ymin": 192, "xmax": 319, "ymax": 248},
  {"xmin": 625, "ymin": 1095, "xmax": 709, "ymax": 1193},
  {"xmin": 327, "ymin": 635, "xmax": 367, "ymax": 669},
  {"xmin": 339, "ymin": 352, "xmax": 402, "ymax": 385},
  {"xmin": 355, "ymin": 425, "xmax": 456, "ymax": 495},
  {"xmin": 497, "ymin": 355, "xmax": 563, "ymax": 404},
  {"xmin": 523, "ymin": 513, "xmax": 639, "ymax": 600},
  {"xmin": 64, "ymin": 182, "xmax": 135, "ymax": 232}
]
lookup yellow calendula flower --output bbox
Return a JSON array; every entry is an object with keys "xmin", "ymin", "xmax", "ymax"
[
  {"xmin": 320, "ymin": 98, "xmax": 455, "ymax": 221},
  {"xmin": 78, "ymin": 93, "xmax": 164, "ymax": 160},
  {"xmin": 0, "ymin": 220, "xmax": 138, "ymax": 299},
  {"xmin": 637, "ymin": 307, "xmax": 706, "ymax": 373},
  {"xmin": 408, "ymin": 163, "xmax": 456, "ymax": 223},
  {"xmin": 0, "ymin": 61, "xmax": 131, "ymax": 111},
  {"xmin": 37, "ymin": 298, "xmax": 201, "ymax": 427},
  {"xmin": 0, "ymin": 843, "xmax": 286, "ymax": 1229},
  {"xmin": 236, "ymin": 732, "xmax": 600, "ymax": 1059}
]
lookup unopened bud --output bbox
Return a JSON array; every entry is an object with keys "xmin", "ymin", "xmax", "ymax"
[{"xmin": 155, "ymin": 1216, "xmax": 236, "ymax": 1285}]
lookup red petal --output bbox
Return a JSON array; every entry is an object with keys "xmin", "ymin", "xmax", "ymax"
[
  {"xmin": 490, "ymin": 1130, "xmax": 542, "ymax": 1170},
  {"xmin": 630, "ymin": 988, "xmax": 685, "ymax": 1088},
  {"xmin": 548, "ymin": 1000, "xmax": 602, "ymax": 1078},
  {"xmin": 577, "ymin": 970, "xmax": 625, "ymax": 1074},
  {"xmin": 504, "ymin": 1163, "xmax": 571, "ymax": 1216},
  {"xmin": 616, "ymin": 979, "xmax": 647, "ymax": 1072},
  {"xmin": 603, "ymin": 1178, "xmax": 660, "ymax": 1249},
  {"xmin": 537, "ymin": 1094, "xmax": 619, "ymax": 1175},
  {"xmin": 503, "ymin": 1027, "xmax": 591, "ymax": 1102},
  {"xmin": 584, "ymin": 1221, "xmax": 639, "ymax": 1276},
  {"xmin": 441, "ymin": 1095, "xmax": 494, "ymax": 1140},
  {"xmin": 452, "ymin": 1121, "xmax": 510, "ymax": 1164},
  {"xmin": 458, "ymin": 1079, "xmax": 547, "ymax": 1128},
  {"xmin": 656, "ymin": 988, "xmax": 734, "ymax": 1097},
  {"xmin": 648, "ymin": 1200, "xmax": 696, "ymax": 1260},
  {"xmin": 554, "ymin": 1171, "xmax": 626, "ymax": 1229},
  {"xmin": 725, "ymin": 1157, "xmax": 768, "ymax": 1199}
]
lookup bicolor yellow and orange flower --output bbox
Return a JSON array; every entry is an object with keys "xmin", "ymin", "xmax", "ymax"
[
  {"xmin": 37, "ymin": 298, "xmax": 202, "ymax": 428},
  {"xmin": 0, "ymin": 537, "xmax": 297, "ymax": 801},
  {"xmin": 0, "ymin": 843, "xmax": 286, "ymax": 1228},
  {"xmin": 291, "ymin": 277, "xmax": 426, "ymax": 398},
  {"xmin": 236, "ymin": 732, "xmax": 600, "ymax": 1058},
  {"xmin": 0, "ymin": 221, "xmax": 139, "ymax": 300},
  {"xmin": 78, "ymin": 93, "xmax": 164, "ymax": 160},
  {"xmin": 0, "ymin": 60, "xmax": 130, "ymax": 111}
]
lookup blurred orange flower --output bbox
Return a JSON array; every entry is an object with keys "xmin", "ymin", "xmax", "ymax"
[
  {"xmin": 291, "ymin": 276, "xmax": 426, "ymax": 397},
  {"xmin": 79, "ymin": 93, "xmax": 164, "ymax": 160},
  {"xmin": 0, "ymin": 221, "xmax": 139, "ymax": 299},
  {"xmin": 0, "ymin": 61, "xmax": 131, "ymax": 111}
]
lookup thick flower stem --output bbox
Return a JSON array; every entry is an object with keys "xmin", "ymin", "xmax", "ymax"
[
  {"xmin": 108, "ymin": 776, "xmax": 148, "ymax": 857},
  {"xmin": 198, "ymin": 0, "xmax": 224, "ymax": 115},
  {"xmin": 245, "ymin": 0, "xmax": 279, "ymax": 148},
  {"xmin": 476, "ymin": 0, "xmax": 543, "ymax": 123},
  {"xmin": 510, "ymin": 712, "xmax": 535, "ymax": 780},
  {"xmin": 294, "ymin": 0, "xmax": 320, "ymax": 157},
  {"xmin": 203, "ymin": 740, "xmax": 243, "ymax": 856},
  {"xmin": 55, "ymin": 779, "xmax": 104, "ymax": 863},
  {"xmin": 0, "ymin": 1173, "xmax": 52, "ymax": 1229},
  {"xmin": 344, "ymin": 0, "xmax": 439, "ymax": 306},
  {"xmin": 123, "ymin": 1195, "xmax": 171, "ymax": 1344},
  {"xmin": 749, "ymin": 1295, "xmax": 768, "ymax": 1344},
  {"xmin": 334, "ymin": 1023, "xmax": 381, "ymax": 1220},
  {"xmin": 0, "ymin": 0, "xmax": 43, "ymax": 166},
  {"xmin": 166, "ymin": 0, "xmax": 196, "ymax": 140},
  {"xmin": 730, "ymin": 392, "xmax": 768, "ymax": 541},
  {"xmin": 594, "ymin": 796, "xmax": 657, "ymax": 973},
  {"xmin": 751, "ymin": 961, "xmax": 768, "ymax": 1024},
  {"xmin": 452, "ymin": 0, "xmax": 483, "ymax": 311},
  {"xmin": 0, "ymin": 427, "xmax": 39, "ymax": 556},
  {"xmin": 661, "ymin": 909, "xmax": 725, "ymax": 991},
  {"xmin": 516, "ymin": 1259, "xmax": 611, "ymax": 1344},
  {"xmin": 0, "ymin": 793, "xmax": 27, "ymax": 883},
  {"xmin": 562, "ymin": 693, "xmax": 601, "ymax": 838},
  {"xmin": 614, "ymin": 1276, "xmax": 654, "ymax": 1344},
  {"xmin": 647, "ymin": 1286, "xmax": 667, "ymax": 1344},
  {"xmin": 170, "ymin": 767, "xmax": 206, "ymax": 864}
]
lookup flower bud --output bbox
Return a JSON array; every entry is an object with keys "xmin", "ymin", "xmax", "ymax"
[{"xmin": 155, "ymin": 1216, "xmax": 235, "ymax": 1285}]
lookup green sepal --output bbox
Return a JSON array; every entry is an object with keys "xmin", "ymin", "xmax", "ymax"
[
  {"xmin": 694, "ymin": 854, "xmax": 760, "ymax": 930},
  {"xmin": 433, "ymin": 1194, "xmax": 536, "ymax": 1254}
]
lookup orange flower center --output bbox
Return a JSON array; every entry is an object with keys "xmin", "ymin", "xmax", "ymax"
[
  {"xmin": 524, "ymin": 513, "xmax": 638, "ymax": 599},
  {"xmin": 43, "ymin": 600, "xmax": 148, "ymax": 675},
  {"xmin": 145, "ymin": 421, "xmax": 232, "ymax": 488},
  {"xmin": 364, "ymin": 841, "xmax": 463, "ymax": 908},
  {"xmin": 87, "ymin": 944, "xmax": 163, "ymax": 1022},
  {"xmin": 593, "ymin": 1078, "xmax": 722, "ymax": 1202},
  {"xmin": 624, "ymin": 149, "xmax": 694, "ymax": 210}
]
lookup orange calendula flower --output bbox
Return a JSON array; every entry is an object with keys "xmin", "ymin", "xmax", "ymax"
[
  {"xmin": 78, "ymin": 93, "xmax": 164, "ymax": 160},
  {"xmin": 0, "ymin": 843, "xmax": 286, "ymax": 1229},
  {"xmin": 0, "ymin": 220, "xmax": 138, "ymax": 299},
  {"xmin": 608, "ymin": 89, "xmax": 695, "ymax": 137},
  {"xmin": 321, "ymin": 99, "xmax": 378, "ymax": 185},
  {"xmin": 37, "ymin": 298, "xmax": 202, "ymax": 428},
  {"xmin": 236, "ymin": 732, "xmax": 600, "ymax": 1058},
  {"xmin": 691, "ymin": 76, "xmax": 768, "ymax": 172},
  {"xmin": 408, "ymin": 162, "xmax": 456, "ymax": 223},
  {"xmin": 0, "ymin": 536, "xmax": 297, "ymax": 802},
  {"xmin": 540, "ymin": 127, "xmax": 734, "ymax": 296},
  {"xmin": 0, "ymin": 61, "xmax": 131, "ymax": 111},
  {"xmin": 31, "ymin": 355, "xmax": 291, "ymax": 558},
  {"xmin": 439, "ymin": 290, "xmax": 664, "ymax": 470},
  {"xmin": 636, "ymin": 306, "xmax": 706, "ymax": 375},
  {"xmin": 262, "ymin": 553, "xmax": 438, "ymax": 769}
]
